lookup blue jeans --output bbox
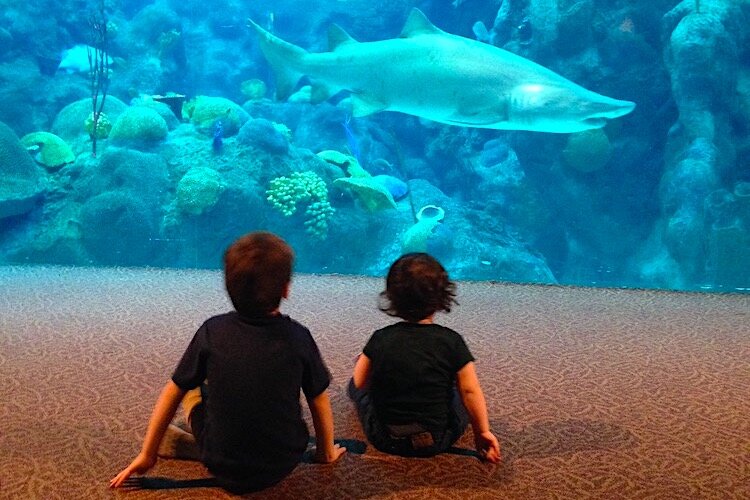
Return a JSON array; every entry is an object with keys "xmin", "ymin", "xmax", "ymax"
[{"xmin": 347, "ymin": 378, "xmax": 468, "ymax": 457}]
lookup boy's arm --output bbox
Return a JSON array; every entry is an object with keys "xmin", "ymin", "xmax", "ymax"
[
  {"xmin": 456, "ymin": 362, "xmax": 501, "ymax": 463},
  {"xmin": 110, "ymin": 380, "xmax": 186, "ymax": 488},
  {"xmin": 307, "ymin": 390, "xmax": 346, "ymax": 463},
  {"xmin": 352, "ymin": 353, "xmax": 372, "ymax": 389}
]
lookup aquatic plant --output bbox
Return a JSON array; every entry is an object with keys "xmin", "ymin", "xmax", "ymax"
[
  {"xmin": 266, "ymin": 171, "xmax": 334, "ymax": 239},
  {"xmin": 86, "ymin": 0, "xmax": 110, "ymax": 157}
]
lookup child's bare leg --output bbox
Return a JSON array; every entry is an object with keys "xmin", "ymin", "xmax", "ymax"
[{"xmin": 157, "ymin": 387, "xmax": 202, "ymax": 460}]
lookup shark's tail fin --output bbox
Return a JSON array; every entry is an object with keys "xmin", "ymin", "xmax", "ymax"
[{"xmin": 248, "ymin": 20, "xmax": 307, "ymax": 100}]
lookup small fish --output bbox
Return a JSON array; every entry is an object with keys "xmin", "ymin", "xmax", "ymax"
[
  {"xmin": 341, "ymin": 115, "xmax": 361, "ymax": 165},
  {"xmin": 212, "ymin": 120, "xmax": 224, "ymax": 153},
  {"xmin": 57, "ymin": 44, "xmax": 113, "ymax": 74}
]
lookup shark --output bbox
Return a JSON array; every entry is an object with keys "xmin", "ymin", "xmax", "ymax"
[{"xmin": 248, "ymin": 8, "xmax": 635, "ymax": 133}]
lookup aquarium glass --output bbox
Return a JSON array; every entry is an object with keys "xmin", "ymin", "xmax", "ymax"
[{"xmin": 0, "ymin": 0, "xmax": 748, "ymax": 293}]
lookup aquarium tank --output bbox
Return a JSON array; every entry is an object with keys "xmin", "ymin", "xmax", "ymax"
[{"xmin": 0, "ymin": 0, "xmax": 748, "ymax": 293}]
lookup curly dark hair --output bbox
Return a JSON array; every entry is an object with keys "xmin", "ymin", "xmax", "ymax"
[
  {"xmin": 223, "ymin": 232, "xmax": 294, "ymax": 317},
  {"xmin": 379, "ymin": 253, "xmax": 457, "ymax": 322}
]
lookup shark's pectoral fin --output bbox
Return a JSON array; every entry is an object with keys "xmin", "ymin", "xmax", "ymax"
[
  {"xmin": 350, "ymin": 92, "xmax": 388, "ymax": 117},
  {"xmin": 400, "ymin": 8, "xmax": 444, "ymax": 37},
  {"xmin": 328, "ymin": 24, "xmax": 358, "ymax": 51}
]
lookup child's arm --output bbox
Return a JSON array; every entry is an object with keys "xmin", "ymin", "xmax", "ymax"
[
  {"xmin": 110, "ymin": 380, "xmax": 187, "ymax": 488},
  {"xmin": 456, "ymin": 362, "xmax": 501, "ymax": 463},
  {"xmin": 307, "ymin": 390, "xmax": 346, "ymax": 463},
  {"xmin": 352, "ymin": 353, "xmax": 372, "ymax": 389}
]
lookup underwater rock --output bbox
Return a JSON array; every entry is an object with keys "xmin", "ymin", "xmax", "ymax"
[
  {"xmin": 76, "ymin": 148, "xmax": 169, "ymax": 205},
  {"xmin": 0, "ymin": 121, "xmax": 44, "ymax": 220},
  {"xmin": 109, "ymin": 107, "xmax": 169, "ymax": 147},
  {"xmin": 21, "ymin": 131, "xmax": 75, "ymax": 169},
  {"xmin": 79, "ymin": 190, "xmax": 161, "ymax": 266},
  {"xmin": 52, "ymin": 97, "xmax": 128, "ymax": 141},
  {"xmin": 237, "ymin": 118, "xmax": 290, "ymax": 154}
]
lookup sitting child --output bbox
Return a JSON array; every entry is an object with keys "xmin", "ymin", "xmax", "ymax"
[
  {"xmin": 349, "ymin": 253, "xmax": 500, "ymax": 462},
  {"xmin": 111, "ymin": 232, "xmax": 345, "ymax": 493}
]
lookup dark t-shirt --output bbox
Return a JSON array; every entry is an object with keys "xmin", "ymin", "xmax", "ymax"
[
  {"xmin": 172, "ymin": 312, "xmax": 330, "ymax": 486},
  {"xmin": 363, "ymin": 322, "xmax": 475, "ymax": 431}
]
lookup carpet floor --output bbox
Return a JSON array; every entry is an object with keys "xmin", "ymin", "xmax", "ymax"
[{"xmin": 0, "ymin": 265, "xmax": 748, "ymax": 499}]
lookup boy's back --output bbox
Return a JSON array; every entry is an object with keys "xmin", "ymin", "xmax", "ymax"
[{"xmin": 173, "ymin": 311, "xmax": 330, "ymax": 489}]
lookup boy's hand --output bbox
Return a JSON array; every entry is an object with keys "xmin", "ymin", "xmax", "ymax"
[
  {"xmin": 313, "ymin": 443, "xmax": 346, "ymax": 464},
  {"xmin": 109, "ymin": 452, "xmax": 157, "ymax": 488},
  {"xmin": 475, "ymin": 431, "xmax": 501, "ymax": 464}
]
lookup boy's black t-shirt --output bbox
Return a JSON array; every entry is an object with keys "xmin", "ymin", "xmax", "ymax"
[
  {"xmin": 363, "ymin": 322, "xmax": 475, "ymax": 431},
  {"xmin": 172, "ymin": 312, "xmax": 330, "ymax": 486}
]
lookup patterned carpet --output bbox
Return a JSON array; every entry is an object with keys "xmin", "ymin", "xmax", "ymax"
[{"xmin": 0, "ymin": 265, "xmax": 748, "ymax": 499}]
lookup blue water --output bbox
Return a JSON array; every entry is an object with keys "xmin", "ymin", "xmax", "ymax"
[{"xmin": 0, "ymin": 0, "xmax": 748, "ymax": 293}]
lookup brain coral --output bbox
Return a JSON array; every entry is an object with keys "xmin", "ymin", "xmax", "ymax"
[
  {"xmin": 109, "ymin": 106, "xmax": 169, "ymax": 146},
  {"xmin": 21, "ymin": 131, "xmax": 75, "ymax": 169},
  {"xmin": 175, "ymin": 166, "xmax": 225, "ymax": 216},
  {"xmin": 51, "ymin": 96, "xmax": 128, "ymax": 141},
  {"xmin": 183, "ymin": 96, "xmax": 249, "ymax": 137}
]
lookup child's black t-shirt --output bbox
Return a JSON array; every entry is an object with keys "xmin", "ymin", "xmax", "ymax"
[
  {"xmin": 172, "ymin": 312, "xmax": 330, "ymax": 488},
  {"xmin": 363, "ymin": 322, "xmax": 474, "ymax": 431}
]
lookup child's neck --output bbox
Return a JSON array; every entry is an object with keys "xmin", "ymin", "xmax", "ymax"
[{"xmin": 416, "ymin": 315, "xmax": 434, "ymax": 325}]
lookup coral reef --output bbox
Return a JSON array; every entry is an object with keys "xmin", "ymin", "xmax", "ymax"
[
  {"xmin": 174, "ymin": 166, "xmax": 224, "ymax": 216},
  {"xmin": 0, "ymin": 121, "xmax": 45, "ymax": 220},
  {"xmin": 267, "ymin": 171, "xmax": 335, "ymax": 239},
  {"xmin": 109, "ymin": 106, "xmax": 169, "ymax": 146},
  {"xmin": 183, "ymin": 96, "xmax": 249, "ymax": 136},
  {"xmin": 20, "ymin": 131, "xmax": 75, "ymax": 169}
]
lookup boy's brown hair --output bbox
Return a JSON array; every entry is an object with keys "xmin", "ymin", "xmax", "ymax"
[
  {"xmin": 379, "ymin": 253, "xmax": 457, "ymax": 322},
  {"xmin": 224, "ymin": 232, "xmax": 294, "ymax": 317}
]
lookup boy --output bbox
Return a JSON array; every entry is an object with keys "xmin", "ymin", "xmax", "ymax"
[{"xmin": 111, "ymin": 232, "xmax": 345, "ymax": 493}]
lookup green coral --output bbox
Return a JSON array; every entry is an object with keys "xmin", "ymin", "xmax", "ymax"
[
  {"xmin": 183, "ymin": 95, "xmax": 249, "ymax": 136},
  {"xmin": 175, "ymin": 167, "xmax": 224, "ymax": 215},
  {"xmin": 109, "ymin": 107, "xmax": 168, "ymax": 145},
  {"xmin": 267, "ymin": 171, "xmax": 334, "ymax": 239},
  {"xmin": 84, "ymin": 112, "xmax": 112, "ymax": 139},
  {"xmin": 21, "ymin": 131, "xmax": 75, "ymax": 169},
  {"xmin": 241, "ymin": 79, "xmax": 267, "ymax": 100},
  {"xmin": 333, "ymin": 176, "xmax": 397, "ymax": 212}
]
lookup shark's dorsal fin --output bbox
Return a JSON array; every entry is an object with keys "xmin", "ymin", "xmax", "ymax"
[
  {"xmin": 328, "ymin": 24, "xmax": 358, "ymax": 51},
  {"xmin": 399, "ymin": 8, "xmax": 443, "ymax": 38}
]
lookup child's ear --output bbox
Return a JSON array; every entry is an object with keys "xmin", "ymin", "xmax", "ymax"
[{"xmin": 282, "ymin": 282, "xmax": 291, "ymax": 299}]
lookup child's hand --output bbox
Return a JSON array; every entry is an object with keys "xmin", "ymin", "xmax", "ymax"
[
  {"xmin": 109, "ymin": 452, "xmax": 157, "ymax": 488},
  {"xmin": 313, "ymin": 442, "xmax": 346, "ymax": 464},
  {"xmin": 475, "ymin": 431, "xmax": 501, "ymax": 464}
]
